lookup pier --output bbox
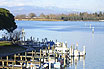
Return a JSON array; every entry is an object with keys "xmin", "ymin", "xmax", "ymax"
[
  {"xmin": 0, "ymin": 29, "xmax": 86, "ymax": 68},
  {"xmin": 0, "ymin": 39, "xmax": 86, "ymax": 69}
]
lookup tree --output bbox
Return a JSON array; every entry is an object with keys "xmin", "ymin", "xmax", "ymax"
[
  {"xmin": 0, "ymin": 8, "xmax": 17, "ymax": 32},
  {"xmin": 15, "ymin": 14, "xmax": 26, "ymax": 19},
  {"xmin": 39, "ymin": 13, "xmax": 46, "ymax": 18},
  {"xmin": 99, "ymin": 11, "xmax": 103, "ymax": 17},
  {"xmin": 28, "ymin": 13, "xmax": 36, "ymax": 18}
]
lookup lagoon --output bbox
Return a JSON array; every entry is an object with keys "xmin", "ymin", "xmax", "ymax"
[{"xmin": 16, "ymin": 21, "xmax": 104, "ymax": 69}]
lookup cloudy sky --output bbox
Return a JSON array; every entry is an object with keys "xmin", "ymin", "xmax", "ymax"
[{"xmin": 0, "ymin": 0, "xmax": 104, "ymax": 12}]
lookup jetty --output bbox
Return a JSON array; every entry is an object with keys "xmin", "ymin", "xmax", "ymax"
[
  {"xmin": 0, "ymin": 29, "xmax": 86, "ymax": 69},
  {"xmin": 0, "ymin": 39, "xmax": 86, "ymax": 69}
]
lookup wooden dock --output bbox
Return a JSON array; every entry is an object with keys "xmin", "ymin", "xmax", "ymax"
[{"xmin": 0, "ymin": 41, "xmax": 86, "ymax": 69}]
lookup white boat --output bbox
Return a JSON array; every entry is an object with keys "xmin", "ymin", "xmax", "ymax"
[{"xmin": 54, "ymin": 42, "xmax": 69, "ymax": 54}]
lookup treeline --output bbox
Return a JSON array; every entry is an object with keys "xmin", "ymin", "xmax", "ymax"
[{"xmin": 15, "ymin": 12, "xmax": 104, "ymax": 21}]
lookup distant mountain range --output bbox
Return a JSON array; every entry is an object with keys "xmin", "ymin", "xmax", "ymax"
[{"xmin": 1, "ymin": 6, "xmax": 93, "ymax": 16}]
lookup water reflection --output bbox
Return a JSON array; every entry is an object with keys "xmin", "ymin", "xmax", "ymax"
[
  {"xmin": 92, "ymin": 32, "xmax": 94, "ymax": 37},
  {"xmin": 69, "ymin": 56, "xmax": 85, "ymax": 69}
]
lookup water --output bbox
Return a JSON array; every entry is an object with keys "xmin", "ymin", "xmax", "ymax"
[{"xmin": 2, "ymin": 21, "xmax": 104, "ymax": 69}]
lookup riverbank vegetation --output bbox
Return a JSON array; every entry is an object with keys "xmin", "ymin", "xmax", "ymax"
[
  {"xmin": 0, "ymin": 8, "xmax": 17, "ymax": 32},
  {"xmin": 15, "ymin": 12, "xmax": 104, "ymax": 21}
]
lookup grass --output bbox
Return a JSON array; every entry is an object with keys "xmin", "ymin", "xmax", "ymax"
[
  {"xmin": 0, "ymin": 41, "xmax": 11, "ymax": 46},
  {"xmin": 0, "ymin": 41, "xmax": 27, "ymax": 57}
]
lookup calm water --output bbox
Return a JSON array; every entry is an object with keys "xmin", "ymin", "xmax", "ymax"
[{"xmin": 14, "ymin": 21, "xmax": 104, "ymax": 68}]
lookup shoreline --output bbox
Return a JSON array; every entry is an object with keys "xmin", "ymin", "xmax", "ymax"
[
  {"xmin": 15, "ymin": 18, "xmax": 104, "ymax": 22},
  {"xmin": 15, "ymin": 18, "xmax": 63, "ymax": 21}
]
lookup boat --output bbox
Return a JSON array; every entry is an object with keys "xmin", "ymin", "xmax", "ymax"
[{"xmin": 54, "ymin": 42, "xmax": 69, "ymax": 54}]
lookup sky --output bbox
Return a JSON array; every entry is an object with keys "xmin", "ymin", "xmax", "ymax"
[{"xmin": 0, "ymin": 0, "xmax": 104, "ymax": 12}]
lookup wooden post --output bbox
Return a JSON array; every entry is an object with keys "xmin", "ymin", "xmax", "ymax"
[
  {"xmin": 39, "ymin": 49, "xmax": 41, "ymax": 67},
  {"xmin": 76, "ymin": 42, "xmax": 78, "ymax": 50},
  {"xmin": 34, "ymin": 50, "xmax": 36, "ymax": 58},
  {"xmin": 48, "ymin": 44, "xmax": 50, "ymax": 62},
  {"xmin": 12, "ymin": 62, "xmax": 14, "ymax": 69},
  {"xmin": 27, "ymin": 62, "xmax": 28, "ymax": 68},
  {"xmin": 21, "ymin": 56, "xmax": 22, "ymax": 60},
  {"xmin": 2, "ymin": 61, "xmax": 4, "ymax": 68},
  {"xmin": 56, "ymin": 53, "xmax": 58, "ymax": 62},
  {"xmin": 48, "ymin": 51, "xmax": 50, "ymax": 62},
  {"xmin": 42, "ymin": 50, "xmax": 44, "ymax": 63},
  {"xmin": 70, "ymin": 45, "xmax": 73, "ymax": 56},
  {"xmin": 20, "ymin": 62, "xmax": 23, "ymax": 69},
  {"xmin": 64, "ymin": 53, "xmax": 66, "ymax": 67},
  {"xmin": 6, "ymin": 56, "xmax": 8, "ymax": 66},
  {"xmin": 52, "ymin": 45, "xmax": 54, "ymax": 54},
  {"xmin": 32, "ymin": 50, "xmax": 34, "ymax": 62},
  {"xmin": 25, "ymin": 52, "xmax": 27, "ymax": 68},
  {"xmin": 14, "ymin": 54, "xmax": 16, "ymax": 64},
  {"xmin": 25, "ymin": 52, "xmax": 27, "ymax": 61},
  {"xmin": 73, "ymin": 44, "xmax": 75, "ymax": 50},
  {"xmin": 48, "ymin": 44, "xmax": 50, "ymax": 53},
  {"xmin": 45, "ymin": 48, "xmax": 47, "ymax": 56},
  {"xmin": 32, "ymin": 50, "xmax": 34, "ymax": 57}
]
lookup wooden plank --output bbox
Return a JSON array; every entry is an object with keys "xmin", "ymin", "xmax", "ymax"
[{"xmin": 0, "ymin": 66, "xmax": 21, "ymax": 69}]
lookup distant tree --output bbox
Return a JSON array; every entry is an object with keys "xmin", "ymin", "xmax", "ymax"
[
  {"xmin": 48, "ymin": 14, "xmax": 57, "ymax": 19},
  {"xmin": 94, "ymin": 12, "xmax": 98, "ymax": 17},
  {"xmin": 15, "ymin": 14, "xmax": 26, "ymax": 19},
  {"xmin": 0, "ymin": 8, "xmax": 17, "ymax": 32},
  {"xmin": 99, "ymin": 11, "xmax": 103, "ymax": 17},
  {"xmin": 16, "ymin": 11, "xmax": 104, "ymax": 21},
  {"xmin": 28, "ymin": 13, "xmax": 36, "ymax": 18},
  {"xmin": 39, "ymin": 13, "xmax": 46, "ymax": 18},
  {"xmin": 46, "ymin": 15, "xmax": 49, "ymax": 19}
]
